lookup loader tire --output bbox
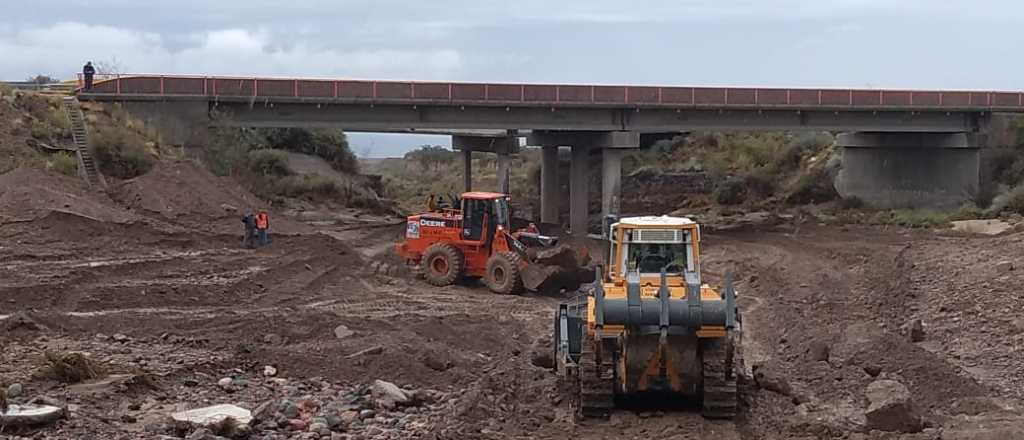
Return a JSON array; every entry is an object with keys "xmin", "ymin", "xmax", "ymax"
[
  {"xmin": 422, "ymin": 244, "xmax": 464, "ymax": 287},
  {"xmin": 485, "ymin": 252, "xmax": 524, "ymax": 294}
]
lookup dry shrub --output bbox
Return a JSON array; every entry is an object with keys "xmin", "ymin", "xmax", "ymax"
[
  {"xmin": 209, "ymin": 416, "xmax": 241, "ymax": 437},
  {"xmin": 41, "ymin": 351, "xmax": 106, "ymax": 383}
]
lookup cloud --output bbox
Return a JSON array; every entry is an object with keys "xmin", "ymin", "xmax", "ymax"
[{"xmin": 0, "ymin": 22, "xmax": 463, "ymax": 80}]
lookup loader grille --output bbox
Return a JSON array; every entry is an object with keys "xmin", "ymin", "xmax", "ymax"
[{"xmin": 635, "ymin": 229, "xmax": 683, "ymax": 243}]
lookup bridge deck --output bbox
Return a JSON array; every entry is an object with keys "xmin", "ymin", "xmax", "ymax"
[{"xmin": 78, "ymin": 75, "xmax": 1024, "ymax": 112}]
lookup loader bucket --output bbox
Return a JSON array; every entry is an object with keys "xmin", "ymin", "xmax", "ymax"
[{"xmin": 521, "ymin": 244, "xmax": 595, "ymax": 294}]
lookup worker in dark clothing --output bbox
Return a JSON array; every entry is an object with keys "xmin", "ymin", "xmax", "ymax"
[
  {"xmin": 82, "ymin": 62, "xmax": 96, "ymax": 91},
  {"xmin": 255, "ymin": 209, "xmax": 270, "ymax": 246},
  {"xmin": 241, "ymin": 211, "xmax": 256, "ymax": 249}
]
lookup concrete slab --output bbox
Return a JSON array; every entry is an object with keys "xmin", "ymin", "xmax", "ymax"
[
  {"xmin": 170, "ymin": 404, "xmax": 252, "ymax": 427},
  {"xmin": 951, "ymin": 219, "xmax": 1014, "ymax": 235},
  {"xmin": 0, "ymin": 404, "xmax": 64, "ymax": 426}
]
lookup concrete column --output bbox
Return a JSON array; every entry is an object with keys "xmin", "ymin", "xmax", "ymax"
[
  {"xmin": 834, "ymin": 132, "xmax": 980, "ymax": 209},
  {"xmin": 462, "ymin": 148, "xmax": 473, "ymax": 192},
  {"xmin": 570, "ymin": 145, "xmax": 590, "ymax": 237},
  {"xmin": 540, "ymin": 145, "xmax": 560, "ymax": 224},
  {"xmin": 496, "ymin": 153, "xmax": 511, "ymax": 194},
  {"xmin": 601, "ymin": 148, "xmax": 623, "ymax": 219}
]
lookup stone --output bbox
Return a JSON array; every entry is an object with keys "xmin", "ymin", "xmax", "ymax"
[
  {"xmin": 0, "ymin": 404, "xmax": 64, "ymax": 427},
  {"xmin": 359, "ymin": 409, "xmax": 376, "ymax": 420},
  {"xmin": 112, "ymin": 333, "xmax": 131, "ymax": 343},
  {"xmin": 340, "ymin": 410, "xmax": 360, "ymax": 425},
  {"xmin": 421, "ymin": 352, "xmax": 452, "ymax": 372},
  {"xmin": 995, "ymin": 261, "xmax": 1014, "ymax": 275},
  {"xmin": 263, "ymin": 333, "xmax": 284, "ymax": 345},
  {"xmin": 263, "ymin": 366, "xmax": 278, "ymax": 377},
  {"xmin": 7, "ymin": 383, "xmax": 23, "ymax": 399},
  {"xmin": 529, "ymin": 338, "xmax": 555, "ymax": 369},
  {"xmin": 170, "ymin": 404, "xmax": 253, "ymax": 428},
  {"xmin": 325, "ymin": 413, "xmax": 343, "ymax": 429},
  {"xmin": 287, "ymin": 418, "xmax": 308, "ymax": 431},
  {"xmin": 371, "ymin": 380, "xmax": 411, "ymax": 409},
  {"xmin": 334, "ymin": 325, "xmax": 355, "ymax": 339},
  {"xmin": 753, "ymin": 364, "xmax": 793, "ymax": 397},
  {"xmin": 863, "ymin": 364, "xmax": 883, "ymax": 377},
  {"xmin": 185, "ymin": 428, "xmax": 213, "ymax": 440},
  {"xmin": 907, "ymin": 319, "xmax": 925, "ymax": 342},
  {"xmin": 278, "ymin": 400, "xmax": 299, "ymax": 419},
  {"xmin": 864, "ymin": 379, "xmax": 922, "ymax": 433},
  {"xmin": 309, "ymin": 421, "xmax": 330, "ymax": 435},
  {"xmin": 808, "ymin": 340, "xmax": 830, "ymax": 362},
  {"xmin": 217, "ymin": 377, "xmax": 233, "ymax": 390}
]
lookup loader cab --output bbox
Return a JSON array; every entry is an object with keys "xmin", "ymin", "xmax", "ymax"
[
  {"xmin": 607, "ymin": 216, "xmax": 701, "ymax": 285},
  {"xmin": 460, "ymin": 192, "xmax": 511, "ymax": 242}
]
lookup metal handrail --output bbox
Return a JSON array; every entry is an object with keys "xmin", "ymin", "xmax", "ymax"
[{"xmin": 74, "ymin": 73, "xmax": 1024, "ymax": 110}]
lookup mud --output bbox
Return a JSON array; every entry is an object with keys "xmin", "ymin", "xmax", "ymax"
[{"xmin": 2, "ymin": 166, "xmax": 1023, "ymax": 439}]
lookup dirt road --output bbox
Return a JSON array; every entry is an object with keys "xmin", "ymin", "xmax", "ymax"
[
  {"xmin": 4, "ymin": 209, "xmax": 1023, "ymax": 439},
  {"xmin": 2, "ymin": 164, "xmax": 1022, "ymax": 438}
]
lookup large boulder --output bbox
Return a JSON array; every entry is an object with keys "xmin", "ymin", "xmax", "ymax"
[
  {"xmin": 370, "ymin": 380, "xmax": 411, "ymax": 409},
  {"xmin": 864, "ymin": 380, "xmax": 923, "ymax": 433}
]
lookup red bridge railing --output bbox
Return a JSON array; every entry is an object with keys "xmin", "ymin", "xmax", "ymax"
[{"xmin": 77, "ymin": 74, "xmax": 1024, "ymax": 110}]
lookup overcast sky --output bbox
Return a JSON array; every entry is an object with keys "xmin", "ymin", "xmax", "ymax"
[{"xmin": 3, "ymin": 1, "xmax": 1022, "ymax": 156}]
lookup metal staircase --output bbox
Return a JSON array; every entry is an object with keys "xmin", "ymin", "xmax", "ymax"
[{"xmin": 61, "ymin": 97, "xmax": 106, "ymax": 188}]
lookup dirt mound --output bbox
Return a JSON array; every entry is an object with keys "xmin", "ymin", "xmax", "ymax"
[
  {"xmin": 0, "ymin": 167, "xmax": 136, "ymax": 224},
  {"xmin": 111, "ymin": 161, "xmax": 310, "ymax": 235},
  {"xmin": 113, "ymin": 161, "xmax": 261, "ymax": 219}
]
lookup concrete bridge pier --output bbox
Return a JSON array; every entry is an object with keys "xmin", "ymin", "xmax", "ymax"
[
  {"xmin": 451, "ymin": 133, "xmax": 519, "ymax": 194},
  {"xmin": 540, "ymin": 146, "xmax": 560, "ymax": 224},
  {"xmin": 835, "ymin": 132, "xmax": 981, "ymax": 209},
  {"xmin": 530, "ymin": 131, "xmax": 639, "ymax": 237}
]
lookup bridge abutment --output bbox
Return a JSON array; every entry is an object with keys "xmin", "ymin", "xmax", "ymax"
[
  {"xmin": 121, "ymin": 101, "xmax": 209, "ymax": 147},
  {"xmin": 835, "ymin": 132, "xmax": 980, "ymax": 209}
]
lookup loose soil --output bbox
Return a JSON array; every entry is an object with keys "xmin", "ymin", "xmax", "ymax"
[{"xmin": 2, "ymin": 164, "xmax": 1023, "ymax": 439}]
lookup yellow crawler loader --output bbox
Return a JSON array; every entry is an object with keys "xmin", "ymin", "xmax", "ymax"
[{"xmin": 553, "ymin": 215, "xmax": 742, "ymax": 419}]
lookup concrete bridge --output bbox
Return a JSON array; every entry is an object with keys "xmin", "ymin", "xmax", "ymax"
[{"xmin": 78, "ymin": 75, "xmax": 1023, "ymax": 236}]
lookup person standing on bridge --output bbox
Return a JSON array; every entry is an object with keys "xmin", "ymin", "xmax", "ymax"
[
  {"xmin": 82, "ymin": 61, "xmax": 96, "ymax": 91},
  {"xmin": 255, "ymin": 209, "xmax": 270, "ymax": 247}
]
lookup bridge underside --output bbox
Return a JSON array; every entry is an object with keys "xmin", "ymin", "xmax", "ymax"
[{"xmin": 211, "ymin": 101, "xmax": 979, "ymax": 133}]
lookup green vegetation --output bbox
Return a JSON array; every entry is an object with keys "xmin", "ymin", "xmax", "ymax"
[
  {"xmin": 627, "ymin": 131, "xmax": 837, "ymax": 207},
  {"xmin": 864, "ymin": 209, "xmax": 954, "ymax": 228},
  {"xmin": 90, "ymin": 126, "xmax": 154, "ymax": 179},
  {"xmin": 988, "ymin": 184, "xmax": 1024, "ymax": 216},
  {"xmin": 193, "ymin": 125, "xmax": 384, "ymax": 211},
  {"xmin": 264, "ymin": 128, "xmax": 358, "ymax": 174},
  {"xmin": 367, "ymin": 145, "xmax": 541, "ymax": 214},
  {"xmin": 247, "ymin": 149, "xmax": 293, "ymax": 177},
  {"xmin": 47, "ymin": 152, "xmax": 79, "ymax": 177}
]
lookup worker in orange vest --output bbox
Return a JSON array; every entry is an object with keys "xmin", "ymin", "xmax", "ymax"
[{"xmin": 255, "ymin": 210, "xmax": 270, "ymax": 246}]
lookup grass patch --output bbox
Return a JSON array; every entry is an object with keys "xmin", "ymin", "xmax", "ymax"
[
  {"xmin": 865, "ymin": 209, "xmax": 951, "ymax": 228},
  {"xmin": 987, "ymin": 185, "xmax": 1024, "ymax": 216},
  {"xmin": 39, "ymin": 351, "xmax": 106, "ymax": 384},
  {"xmin": 47, "ymin": 151, "xmax": 79, "ymax": 176}
]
